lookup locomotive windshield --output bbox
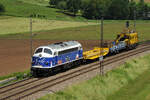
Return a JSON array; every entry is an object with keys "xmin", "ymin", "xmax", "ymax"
[
  {"xmin": 35, "ymin": 48, "xmax": 43, "ymax": 54},
  {"xmin": 44, "ymin": 48, "xmax": 52, "ymax": 55}
]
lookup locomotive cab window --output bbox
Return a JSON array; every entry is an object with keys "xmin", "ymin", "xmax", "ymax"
[
  {"xmin": 35, "ymin": 48, "xmax": 43, "ymax": 54},
  {"xmin": 44, "ymin": 48, "xmax": 52, "ymax": 55}
]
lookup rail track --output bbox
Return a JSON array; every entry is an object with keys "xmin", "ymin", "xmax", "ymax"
[{"xmin": 0, "ymin": 42, "xmax": 150, "ymax": 100}]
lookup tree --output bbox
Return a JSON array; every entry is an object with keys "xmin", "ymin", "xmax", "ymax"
[
  {"xmin": 57, "ymin": 1, "xmax": 67, "ymax": 10},
  {"xmin": 129, "ymin": 0, "xmax": 136, "ymax": 19},
  {"xmin": 136, "ymin": 0, "xmax": 150, "ymax": 19},
  {"xmin": 137, "ymin": 0, "xmax": 145, "ymax": 18},
  {"xmin": 82, "ymin": 0, "xmax": 99, "ymax": 19},
  {"xmin": 49, "ymin": 0, "xmax": 59, "ymax": 6},
  {"xmin": 0, "ymin": 3, "xmax": 5, "ymax": 14},
  {"xmin": 66, "ymin": 0, "xmax": 81, "ymax": 16},
  {"xmin": 108, "ymin": 0, "xmax": 129, "ymax": 19},
  {"xmin": 82, "ymin": 0, "xmax": 110, "ymax": 19}
]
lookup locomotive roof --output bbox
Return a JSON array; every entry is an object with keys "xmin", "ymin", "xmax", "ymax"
[{"xmin": 46, "ymin": 41, "xmax": 81, "ymax": 51}]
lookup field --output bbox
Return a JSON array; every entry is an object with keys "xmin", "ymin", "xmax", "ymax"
[
  {"xmin": 135, "ymin": 0, "xmax": 150, "ymax": 2},
  {"xmin": 0, "ymin": 20, "xmax": 150, "ymax": 41},
  {"xmin": 38, "ymin": 54, "xmax": 150, "ymax": 100},
  {"xmin": 0, "ymin": 0, "xmax": 85, "ymax": 21},
  {"xmin": 144, "ymin": 0, "xmax": 150, "ymax": 2},
  {"xmin": 0, "ymin": 16, "xmax": 96, "ymax": 35},
  {"xmin": 18, "ymin": 0, "xmax": 49, "ymax": 6}
]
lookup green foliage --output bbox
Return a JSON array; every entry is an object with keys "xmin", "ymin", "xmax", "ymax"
[
  {"xmin": 66, "ymin": 0, "xmax": 81, "ymax": 16},
  {"xmin": 49, "ymin": 0, "xmax": 150, "ymax": 19},
  {"xmin": 82, "ymin": 0, "xmax": 104, "ymax": 19},
  {"xmin": 137, "ymin": 0, "xmax": 150, "ymax": 19},
  {"xmin": 57, "ymin": 1, "xmax": 67, "ymax": 10},
  {"xmin": 128, "ymin": 0, "xmax": 136, "ymax": 19},
  {"xmin": 0, "ymin": 3, "xmax": 5, "ymax": 14},
  {"xmin": 0, "ymin": 70, "xmax": 31, "ymax": 81},
  {"xmin": 49, "ymin": 0, "xmax": 60, "ymax": 5},
  {"xmin": 108, "ymin": 0, "xmax": 130, "ymax": 19}
]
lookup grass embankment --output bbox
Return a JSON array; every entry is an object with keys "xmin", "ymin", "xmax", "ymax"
[
  {"xmin": 38, "ymin": 54, "xmax": 150, "ymax": 100},
  {"xmin": 0, "ymin": 0, "xmax": 85, "ymax": 21},
  {"xmin": 0, "ymin": 70, "xmax": 31, "ymax": 87},
  {"xmin": 107, "ymin": 69, "xmax": 150, "ymax": 100},
  {"xmin": 0, "ymin": 20, "xmax": 149, "ymax": 42}
]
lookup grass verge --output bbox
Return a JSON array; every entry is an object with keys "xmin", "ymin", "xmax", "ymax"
[
  {"xmin": 38, "ymin": 54, "xmax": 150, "ymax": 100},
  {"xmin": 107, "ymin": 68, "xmax": 150, "ymax": 100},
  {"xmin": 0, "ymin": 70, "xmax": 31, "ymax": 87}
]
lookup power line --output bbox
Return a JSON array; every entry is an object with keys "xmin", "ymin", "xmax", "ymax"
[
  {"xmin": 30, "ymin": 17, "xmax": 33, "ymax": 61},
  {"xmin": 100, "ymin": 16, "xmax": 104, "ymax": 75}
]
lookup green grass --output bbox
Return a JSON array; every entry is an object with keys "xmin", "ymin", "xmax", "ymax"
[
  {"xmin": 0, "ymin": 20, "xmax": 149, "ymax": 42},
  {"xmin": 0, "ymin": 70, "xmax": 31, "ymax": 81},
  {"xmin": 0, "ymin": 0, "xmax": 85, "ymax": 21},
  {"xmin": 0, "ymin": 16, "xmax": 96, "ymax": 35},
  {"xmin": 38, "ymin": 54, "xmax": 150, "ymax": 100},
  {"xmin": 18, "ymin": 0, "xmax": 49, "ymax": 6},
  {"xmin": 0, "ymin": 70, "xmax": 31, "ymax": 86},
  {"xmin": 107, "ymin": 69, "xmax": 150, "ymax": 100}
]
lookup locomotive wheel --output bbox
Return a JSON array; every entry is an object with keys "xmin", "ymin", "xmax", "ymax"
[
  {"xmin": 63, "ymin": 62, "xmax": 72, "ymax": 70},
  {"xmin": 48, "ymin": 69, "xmax": 53, "ymax": 75},
  {"xmin": 32, "ymin": 72, "xmax": 37, "ymax": 77},
  {"xmin": 74, "ymin": 60, "xmax": 81, "ymax": 66}
]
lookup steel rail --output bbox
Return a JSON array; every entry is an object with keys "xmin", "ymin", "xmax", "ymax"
[{"xmin": 0, "ymin": 78, "xmax": 44, "ymax": 94}]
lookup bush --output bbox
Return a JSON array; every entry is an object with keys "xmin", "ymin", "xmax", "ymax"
[
  {"xmin": 57, "ymin": 1, "xmax": 67, "ymax": 10},
  {"xmin": 0, "ymin": 3, "xmax": 5, "ymax": 14}
]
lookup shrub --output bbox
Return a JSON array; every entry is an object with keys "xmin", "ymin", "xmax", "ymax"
[{"xmin": 0, "ymin": 3, "xmax": 5, "ymax": 14}]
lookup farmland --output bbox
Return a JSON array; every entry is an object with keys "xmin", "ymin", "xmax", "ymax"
[
  {"xmin": 0, "ymin": 20, "xmax": 150, "ymax": 42},
  {"xmin": 135, "ymin": 0, "xmax": 150, "ymax": 2},
  {"xmin": 18, "ymin": 0, "xmax": 49, "ymax": 6},
  {"xmin": 0, "ymin": 16, "xmax": 96, "ymax": 35}
]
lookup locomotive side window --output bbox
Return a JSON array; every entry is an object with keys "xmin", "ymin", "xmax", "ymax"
[
  {"xmin": 58, "ymin": 47, "xmax": 78, "ymax": 55},
  {"xmin": 44, "ymin": 48, "xmax": 52, "ymax": 55},
  {"xmin": 35, "ymin": 48, "xmax": 43, "ymax": 54}
]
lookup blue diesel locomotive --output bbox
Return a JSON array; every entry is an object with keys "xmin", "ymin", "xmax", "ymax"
[{"xmin": 31, "ymin": 41, "xmax": 83, "ymax": 76}]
